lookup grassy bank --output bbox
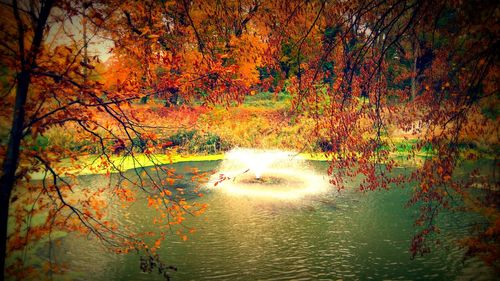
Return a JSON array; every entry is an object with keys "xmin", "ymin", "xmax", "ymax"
[
  {"xmin": 22, "ymin": 91, "xmax": 497, "ymax": 181},
  {"xmin": 28, "ymin": 152, "xmax": 334, "ymax": 180}
]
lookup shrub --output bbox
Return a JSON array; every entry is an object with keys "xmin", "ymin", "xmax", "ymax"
[
  {"xmin": 167, "ymin": 130, "xmax": 197, "ymax": 147},
  {"xmin": 33, "ymin": 135, "xmax": 49, "ymax": 151},
  {"xmin": 131, "ymin": 137, "xmax": 147, "ymax": 152},
  {"xmin": 193, "ymin": 133, "xmax": 231, "ymax": 154},
  {"xmin": 315, "ymin": 138, "xmax": 340, "ymax": 152},
  {"xmin": 70, "ymin": 139, "xmax": 100, "ymax": 154}
]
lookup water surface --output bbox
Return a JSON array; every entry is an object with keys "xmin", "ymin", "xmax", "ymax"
[{"xmin": 28, "ymin": 160, "xmax": 498, "ymax": 280}]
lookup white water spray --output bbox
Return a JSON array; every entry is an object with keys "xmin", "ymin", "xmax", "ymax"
[{"xmin": 208, "ymin": 148, "xmax": 330, "ymax": 200}]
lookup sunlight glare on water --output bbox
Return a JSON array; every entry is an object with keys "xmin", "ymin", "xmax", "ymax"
[{"xmin": 208, "ymin": 148, "xmax": 330, "ymax": 200}]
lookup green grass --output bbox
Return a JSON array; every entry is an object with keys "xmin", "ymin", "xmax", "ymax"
[
  {"xmin": 243, "ymin": 91, "xmax": 292, "ymax": 108},
  {"xmin": 28, "ymin": 153, "xmax": 226, "ymax": 180}
]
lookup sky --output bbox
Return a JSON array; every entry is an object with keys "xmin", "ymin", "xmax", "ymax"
[{"xmin": 46, "ymin": 6, "xmax": 114, "ymax": 62}]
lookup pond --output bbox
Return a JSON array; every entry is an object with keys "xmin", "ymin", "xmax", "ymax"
[{"xmin": 25, "ymin": 160, "xmax": 497, "ymax": 280}]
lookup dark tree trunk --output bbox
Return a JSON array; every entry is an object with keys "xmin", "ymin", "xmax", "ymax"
[
  {"xmin": 1, "ymin": 1, "xmax": 54, "ymax": 278},
  {"xmin": 0, "ymin": 70, "xmax": 30, "ymax": 280}
]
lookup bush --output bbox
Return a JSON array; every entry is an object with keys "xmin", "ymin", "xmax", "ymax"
[
  {"xmin": 131, "ymin": 137, "xmax": 147, "ymax": 152},
  {"xmin": 164, "ymin": 130, "xmax": 231, "ymax": 154},
  {"xmin": 70, "ymin": 139, "xmax": 100, "ymax": 154},
  {"xmin": 191, "ymin": 133, "xmax": 231, "ymax": 154},
  {"xmin": 167, "ymin": 130, "xmax": 197, "ymax": 146},
  {"xmin": 33, "ymin": 135, "xmax": 49, "ymax": 151},
  {"xmin": 315, "ymin": 138, "xmax": 339, "ymax": 152}
]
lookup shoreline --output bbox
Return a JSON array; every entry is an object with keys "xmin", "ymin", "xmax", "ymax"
[{"xmin": 28, "ymin": 150, "xmax": 493, "ymax": 180}]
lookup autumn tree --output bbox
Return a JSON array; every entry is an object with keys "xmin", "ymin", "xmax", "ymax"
[
  {"xmin": 0, "ymin": 0, "xmax": 210, "ymax": 279},
  {"xmin": 1, "ymin": 0, "xmax": 56, "ymax": 277},
  {"xmin": 97, "ymin": 0, "xmax": 266, "ymax": 107},
  {"xmin": 256, "ymin": 0, "xmax": 499, "ymax": 266}
]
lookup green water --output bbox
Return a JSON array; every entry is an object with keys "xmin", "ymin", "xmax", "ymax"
[{"xmin": 21, "ymin": 160, "xmax": 498, "ymax": 280}]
